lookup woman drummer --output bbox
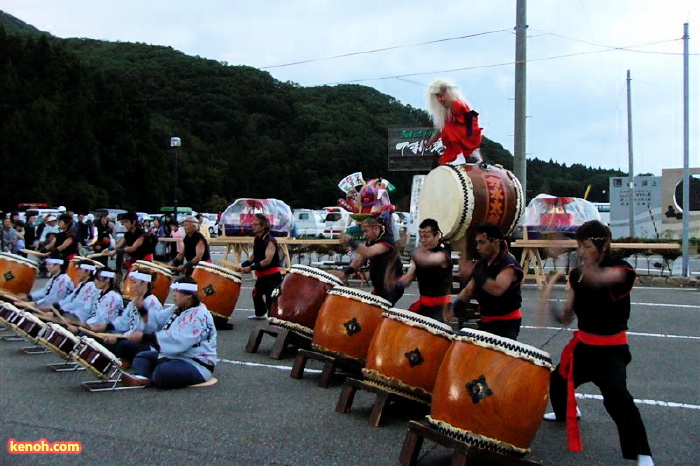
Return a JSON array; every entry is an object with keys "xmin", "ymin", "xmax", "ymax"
[
  {"xmin": 43, "ymin": 213, "xmax": 80, "ymax": 261},
  {"xmin": 90, "ymin": 214, "xmax": 114, "ymax": 266},
  {"xmin": 29, "ymin": 256, "xmax": 75, "ymax": 307},
  {"xmin": 76, "ymin": 267, "xmax": 124, "ymax": 332},
  {"xmin": 103, "ymin": 270, "xmax": 171, "ymax": 366},
  {"xmin": 120, "ymin": 276, "xmax": 217, "ymax": 389},
  {"xmin": 55, "ymin": 260, "xmax": 101, "ymax": 324}
]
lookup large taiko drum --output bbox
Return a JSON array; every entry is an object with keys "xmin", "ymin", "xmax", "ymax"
[
  {"xmin": 363, "ymin": 308, "xmax": 454, "ymax": 404},
  {"xmin": 121, "ymin": 260, "xmax": 173, "ymax": 303},
  {"xmin": 36, "ymin": 323, "xmax": 81, "ymax": 359},
  {"xmin": 191, "ymin": 262, "xmax": 242, "ymax": 319},
  {"xmin": 268, "ymin": 265, "xmax": 344, "ymax": 339},
  {"xmin": 428, "ymin": 328, "xmax": 553, "ymax": 456},
  {"xmin": 311, "ymin": 287, "xmax": 391, "ymax": 363},
  {"xmin": 0, "ymin": 252, "xmax": 39, "ymax": 296},
  {"xmin": 0, "ymin": 302, "xmax": 25, "ymax": 329},
  {"xmin": 12, "ymin": 310, "xmax": 47, "ymax": 343},
  {"xmin": 67, "ymin": 256, "xmax": 104, "ymax": 285},
  {"xmin": 72, "ymin": 337, "xmax": 122, "ymax": 380},
  {"xmin": 418, "ymin": 164, "xmax": 524, "ymax": 243}
]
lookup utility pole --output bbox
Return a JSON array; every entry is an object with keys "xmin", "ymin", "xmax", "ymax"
[
  {"xmin": 626, "ymin": 70, "xmax": 635, "ymax": 238},
  {"xmin": 681, "ymin": 23, "xmax": 690, "ymax": 277},
  {"xmin": 514, "ymin": 0, "xmax": 527, "ymax": 199},
  {"xmin": 170, "ymin": 137, "xmax": 181, "ymax": 222}
]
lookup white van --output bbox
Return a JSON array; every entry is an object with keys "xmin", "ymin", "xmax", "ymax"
[
  {"xmin": 293, "ymin": 209, "xmax": 326, "ymax": 237},
  {"xmin": 322, "ymin": 207, "xmax": 352, "ymax": 239}
]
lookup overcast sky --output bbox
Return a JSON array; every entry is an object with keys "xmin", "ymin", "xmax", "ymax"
[{"xmin": 2, "ymin": 0, "xmax": 698, "ymax": 186}]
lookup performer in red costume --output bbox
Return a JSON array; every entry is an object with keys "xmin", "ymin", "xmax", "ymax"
[{"xmin": 426, "ymin": 79, "xmax": 483, "ymax": 165}]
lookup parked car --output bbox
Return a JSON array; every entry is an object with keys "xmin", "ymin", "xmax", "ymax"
[
  {"xmin": 322, "ymin": 207, "xmax": 352, "ymax": 239},
  {"xmin": 293, "ymin": 209, "xmax": 326, "ymax": 237}
]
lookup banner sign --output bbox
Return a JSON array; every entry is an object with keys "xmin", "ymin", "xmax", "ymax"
[{"xmin": 387, "ymin": 125, "xmax": 443, "ymax": 172}]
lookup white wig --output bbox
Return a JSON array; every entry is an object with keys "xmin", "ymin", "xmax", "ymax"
[{"xmin": 426, "ymin": 79, "xmax": 466, "ymax": 130}]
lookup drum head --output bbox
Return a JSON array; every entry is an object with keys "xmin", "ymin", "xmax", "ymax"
[{"xmin": 419, "ymin": 165, "xmax": 473, "ymax": 241}]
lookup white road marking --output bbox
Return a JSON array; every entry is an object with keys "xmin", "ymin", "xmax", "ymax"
[{"xmin": 219, "ymin": 358, "xmax": 321, "ymax": 373}]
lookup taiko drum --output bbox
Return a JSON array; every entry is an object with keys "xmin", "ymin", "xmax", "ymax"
[
  {"xmin": 268, "ymin": 265, "xmax": 344, "ymax": 338},
  {"xmin": 121, "ymin": 260, "xmax": 173, "ymax": 303},
  {"xmin": 311, "ymin": 286, "xmax": 391, "ymax": 363},
  {"xmin": 66, "ymin": 256, "xmax": 104, "ymax": 285},
  {"xmin": 191, "ymin": 262, "xmax": 242, "ymax": 319},
  {"xmin": 429, "ymin": 328, "xmax": 553, "ymax": 456},
  {"xmin": 0, "ymin": 252, "xmax": 38, "ymax": 296},
  {"xmin": 363, "ymin": 308, "xmax": 454, "ymax": 404}
]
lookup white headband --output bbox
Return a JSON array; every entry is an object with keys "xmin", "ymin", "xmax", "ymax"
[
  {"xmin": 129, "ymin": 271, "xmax": 152, "ymax": 283},
  {"xmin": 79, "ymin": 264, "xmax": 96, "ymax": 271},
  {"xmin": 98, "ymin": 271, "xmax": 115, "ymax": 279},
  {"xmin": 46, "ymin": 258, "xmax": 64, "ymax": 265},
  {"xmin": 170, "ymin": 282, "xmax": 198, "ymax": 292}
]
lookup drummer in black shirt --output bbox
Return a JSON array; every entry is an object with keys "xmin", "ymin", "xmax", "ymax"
[
  {"xmin": 108, "ymin": 211, "xmax": 153, "ymax": 272},
  {"xmin": 171, "ymin": 215, "xmax": 211, "ymax": 275},
  {"xmin": 340, "ymin": 217, "xmax": 404, "ymax": 305},
  {"xmin": 43, "ymin": 213, "xmax": 80, "ymax": 261}
]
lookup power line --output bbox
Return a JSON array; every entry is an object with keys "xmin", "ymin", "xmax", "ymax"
[{"xmin": 259, "ymin": 29, "xmax": 512, "ymax": 69}]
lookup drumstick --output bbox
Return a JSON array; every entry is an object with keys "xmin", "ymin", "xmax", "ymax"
[
  {"xmin": 20, "ymin": 248, "xmax": 46, "ymax": 257},
  {"xmin": 217, "ymin": 259, "xmax": 242, "ymax": 272},
  {"xmin": 154, "ymin": 261, "xmax": 178, "ymax": 270},
  {"xmin": 49, "ymin": 305, "xmax": 70, "ymax": 326},
  {"xmin": 86, "ymin": 252, "xmax": 110, "ymax": 259},
  {"xmin": 79, "ymin": 327, "xmax": 129, "ymax": 340},
  {"xmin": 535, "ymin": 271, "xmax": 564, "ymax": 326}
]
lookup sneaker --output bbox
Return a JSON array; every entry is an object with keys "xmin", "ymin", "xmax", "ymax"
[
  {"xmin": 120, "ymin": 373, "xmax": 150, "ymax": 387},
  {"xmin": 543, "ymin": 407, "xmax": 581, "ymax": 421},
  {"xmin": 248, "ymin": 315, "xmax": 267, "ymax": 320}
]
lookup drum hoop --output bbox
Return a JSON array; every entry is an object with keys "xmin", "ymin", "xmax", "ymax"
[
  {"xmin": 288, "ymin": 265, "xmax": 344, "ymax": 287},
  {"xmin": 193, "ymin": 263, "xmax": 241, "ymax": 282},
  {"xmin": 426, "ymin": 416, "xmax": 529, "ymax": 457},
  {"xmin": 17, "ymin": 310, "xmax": 44, "ymax": 326},
  {"xmin": 328, "ymin": 286, "xmax": 391, "ymax": 310},
  {"xmin": 504, "ymin": 169, "xmax": 525, "ymax": 236},
  {"xmin": 0, "ymin": 252, "xmax": 39, "ymax": 270},
  {"xmin": 133, "ymin": 260, "xmax": 173, "ymax": 277},
  {"xmin": 77, "ymin": 337, "xmax": 121, "ymax": 364},
  {"xmin": 446, "ymin": 165, "xmax": 474, "ymax": 241},
  {"xmin": 454, "ymin": 328, "xmax": 553, "ymax": 369},
  {"xmin": 361, "ymin": 368, "xmax": 431, "ymax": 404},
  {"xmin": 384, "ymin": 308, "xmax": 454, "ymax": 339},
  {"xmin": 267, "ymin": 316, "xmax": 313, "ymax": 339}
]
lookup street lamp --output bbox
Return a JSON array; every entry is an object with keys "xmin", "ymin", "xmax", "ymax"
[{"xmin": 170, "ymin": 137, "xmax": 181, "ymax": 221}]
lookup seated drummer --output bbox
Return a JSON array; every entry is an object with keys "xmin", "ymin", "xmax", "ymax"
[
  {"xmin": 452, "ymin": 222, "xmax": 523, "ymax": 340},
  {"xmin": 42, "ymin": 213, "xmax": 79, "ymax": 262},
  {"xmin": 103, "ymin": 270, "xmax": 171, "ymax": 367},
  {"xmin": 107, "ymin": 211, "xmax": 154, "ymax": 273},
  {"xmin": 393, "ymin": 219, "xmax": 453, "ymax": 323},
  {"xmin": 29, "ymin": 256, "xmax": 74, "ymax": 307},
  {"xmin": 71, "ymin": 267, "xmax": 124, "ymax": 332},
  {"xmin": 170, "ymin": 215, "xmax": 211, "ymax": 275},
  {"xmin": 340, "ymin": 217, "xmax": 404, "ymax": 306},
  {"xmin": 53, "ymin": 260, "xmax": 100, "ymax": 323},
  {"xmin": 121, "ymin": 276, "xmax": 218, "ymax": 389}
]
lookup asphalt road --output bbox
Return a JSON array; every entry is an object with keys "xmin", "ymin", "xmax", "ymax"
[{"xmin": 0, "ymin": 264, "xmax": 698, "ymax": 465}]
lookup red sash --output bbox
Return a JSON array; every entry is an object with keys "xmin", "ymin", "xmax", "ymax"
[
  {"xmin": 255, "ymin": 267, "xmax": 281, "ymax": 278},
  {"xmin": 408, "ymin": 295, "xmax": 451, "ymax": 312},
  {"xmin": 559, "ymin": 330, "xmax": 628, "ymax": 452},
  {"xmin": 480, "ymin": 309, "xmax": 522, "ymax": 323}
]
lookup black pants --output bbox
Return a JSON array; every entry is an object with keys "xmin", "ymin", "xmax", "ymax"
[
  {"xmin": 252, "ymin": 273, "xmax": 282, "ymax": 317},
  {"xmin": 478, "ymin": 318, "xmax": 521, "ymax": 341},
  {"xmin": 549, "ymin": 344, "xmax": 652, "ymax": 459}
]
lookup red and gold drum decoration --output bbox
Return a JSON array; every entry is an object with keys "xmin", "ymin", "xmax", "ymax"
[
  {"xmin": 268, "ymin": 265, "xmax": 344, "ymax": 339},
  {"xmin": 363, "ymin": 308, "xmax": 454, "ymax": 404},
  {"xmin": 66, "ymin": 256, "xmax": 104, "ymax": 285},
  {"xmin": 191, "ymin": 262, "xmax": 242, "ymax": 320},
  {"xmin": 311, "ymin": 286, "xmax": 391, "ymax": 363},
  {"xmin": 418, "ymin": 163, "xmax": 524, "ymax": 242},
  {"xmin": 428, "ymin": 328, "xmax": 553, "ymax": 457},
  {"xmin": 0, "ymin": 252, "xmax": 39, "ymax": 296},
  {"xmin": 121, "ymin": 260, "xmax": 173, "ymax": 303}
]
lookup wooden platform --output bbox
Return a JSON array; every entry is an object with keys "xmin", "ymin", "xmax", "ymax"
[
  {"xmin": 399, "ymin": 419, "xmax": 541, "ymax": 466},
  {"xmin": 290, "ymin": 348, "xmax": 363, "ymax": 388},
  {"xmin": 244, "ymin": 322, "xmax": 311, "ymax": 360}
]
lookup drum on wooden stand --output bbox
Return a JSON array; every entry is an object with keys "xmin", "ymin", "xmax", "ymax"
[
  {"xmin": 418, "ymin": 163, "xmax": 524, "ymax": 259},
  {"xmin": 191, "ymin": 263, "xmax": 242, "ymax": 320},
  {"xmin": 36, "ymin": 323, "xmax": 81, "ymax": 359},
  {"xmin": 0, "ymin": 302, "xmax": 25, "ymax": 330},
  {"xmin": 72, "ymin": 337, "xmax": 122, "ymax": 380},
  {"xmin": 12, "ymin": 310, "xmax": 47, "ymax": 343},
  {"xmin": 428, "ymin": 328, "xmax": 553, "ymax": 457},
  {"xmin": 0, "ymin": 252, "xmax": 39, "ymax": 296},
  {"xmin": 268, "ymin": 265, "xmax": 344, "ymax": 339},
  {"xmin": 363, "ymin": 308, "xmax": 454, "ymax": 404},
  {"xmin": 312, "ymin": 286, "xmax": 391, "ymax": 363},
  {"xmin": 66, "ymin": 256, "xmax": 104, "ymax": 285},
  {"xmin": 121, "ymin": 260, "xmax": 173, "ymax": 303}
]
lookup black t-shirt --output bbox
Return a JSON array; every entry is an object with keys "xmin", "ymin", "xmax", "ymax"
[
  {"xmin": 473, "ymin": 246, "xmax": 523, "ymax": 316},
  {"xmin": 253, "ymin": 232, "xmax": 280, "ymax": 270},
  {"xmin": 415, "ymin": 244, "xmax": 453, "ymax": 297},
  {"xmin": 367, "ymin": 231, "xmax": 403, "ymax": 296},
  {"xmin": 183, "ymin": 231, "xmax": 211, "ymax": 262},
  {"xmin": 569, "ymin": 257, "xmax": 635, "ymax": 335},
  {"xmin": 55, "ymin": 228, "xmax": 79, "ymax": 258},
  {"xmin": 124, "ymin": 227, "xmax": 152, "ymax": 260}
]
